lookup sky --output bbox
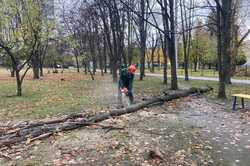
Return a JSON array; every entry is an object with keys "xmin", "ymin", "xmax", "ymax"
[{"xmin": 53, "ymin": 0, "xmax": 250, "ymax": 40}]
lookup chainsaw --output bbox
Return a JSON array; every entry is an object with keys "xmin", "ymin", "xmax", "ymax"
[{"xmin": 120, "ymin": 87, "xmax": 130, "ymax": 106}]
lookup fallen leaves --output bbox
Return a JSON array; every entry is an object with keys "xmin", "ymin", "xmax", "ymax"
[{"xmin": 1, "ymin": 90, "xmax": 250, "ymax": 165}]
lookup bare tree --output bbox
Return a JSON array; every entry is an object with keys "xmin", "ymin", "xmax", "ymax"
[{"xmin": 179, "ymin": 0, "xmax": 194, "ymax": 81}]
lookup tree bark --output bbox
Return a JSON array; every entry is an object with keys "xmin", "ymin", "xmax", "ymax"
[
  {"xmin": 139, "ymin": 0, "xmax": 147, "ymax": 81},
  {"xmin": 217, "ymin": 0, "xmax": 226, "ymax": 98},
  {"xmin": 15, "ymin": 70, "xmax": 22, "ymax": 97},
  {"xmin": 222, "ymin": 0, "xmax": 233, "ymax": 85},
  {"xmin": 74, "ymin": 50, "xmax": 80, "ymax": 73},
  {"xmin": 10, "ymin": 69, "xmax": 15, "ymax": 77},
  {"xmin": 32, "ymin": 55, "xmax": 40, "ymax": 79},
  {"xmin": 180, "ymin": 0, "xmax": 189, "ymax": 81},
  {"xmin": 169, "ymin": 0, "xmax": 178, "ymax": 90},
  {"xmin": 127, "ymin": 4, "xmax": 133, "ymax": 65},
  {"xmin": 103, "ymin": 35, "xmax": 108, "ymax": 74},
  {"xmin": 39, "ymin": 64, "xmax": 44, "ymax": 77}
]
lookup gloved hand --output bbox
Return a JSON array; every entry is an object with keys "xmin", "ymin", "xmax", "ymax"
[{"xmin": 121, "ymin": 87, "xmax": 128, "ymax": 94}]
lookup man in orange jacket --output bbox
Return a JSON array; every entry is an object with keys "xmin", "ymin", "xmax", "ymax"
[{"xmin": 119, "ymin": 64, "xmax": 136, "ymax": 104}]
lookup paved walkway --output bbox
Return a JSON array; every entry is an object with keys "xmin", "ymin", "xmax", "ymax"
[{"xmin": 144, "ymin": 73, "xmax": 250, "ymax": 85}]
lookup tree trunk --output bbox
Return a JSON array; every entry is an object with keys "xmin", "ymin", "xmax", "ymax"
[
  {"xmin": 15, "ymin": 71, "xmax": 22, "ymax": 97},
  {"xmin": 157, "ymin": 51, "xmax": 161, "ymax": 71},
  {"xmin": 139, "ymin": 0, "xmax": 147, "ymax": 81},
  {"xmin": 180, "ymin": 0, "xmax": 189, "ymax": 81},
  {"xmin": 127, "ymin": 2, "xmax": 133, "ymax": 65},
  {"xmin": 217, "ymin": 1, "xmax": 226, "ymax": 99},
  {"xmin": 11, "ymin": 69, "xmax": 15, "ymax": 77},
  {"xmin": 39, "ymin": 63, "xmax": 44, "ymax": 77},
  {"xmin": 194, "ymin": 60, "xmax": 198, "ymax": 72},
  {"xmin": 222, "ymin": 0, "xmax": 233, "ymax": 85},
  {"xmin": 103, "ymin": 35, "xmax": 108, "ymax": 74},
  {"xmin": 32, "ymin": 56, "xmax": 40, "ymax": 79},
  {"xmin": 231, "ymin": 24, "xmax": 239, "ymax": 78},
  {"xmin": 162, "ymin": 33, "xmax": 168, "ymax": 85},
  {"xmin": 84, "ymin": 63, "xmax": 88, "ymax": 75},
  {"xmin": 100, "ymin": 55, "xmax": 104, "ymax": 76},
  {"xmin": 33, "ymin": 67, "xmax": 39, "ymax": 79},
  {"xmin": 92, "ymin": 57, "xmax": 97, "ymax": 75},
  {"xmin": 151, "ymin": 51, "xmax": 155, "ymax": 73},
  {"xmin": 169, "ymin": 0, "xmax": 178, "ymax": 90},
  {"xmin": 75, "ymin": 55, "xmax": 80, "ymax": 73},
  {"xmin": 147, "ymin": 61, "xmax": 151, "ymax": 71},
  {"xmin": 88, "ymin": 64, "xmax": 95, "ymax": 81},
  {"xmin": 111, "ymin": 60, "xmax": 118, "ymax": 82},
  {"xmin": 163, "ymin": 48, "xmax": 168, "ymax": 85},
  {"xmin": 98, "ymin": 49, "xmax": 104, "ymax": 76}
]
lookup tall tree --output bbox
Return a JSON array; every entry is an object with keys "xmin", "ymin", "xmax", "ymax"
[
  {"xmin": 179, "ymin": 0, "xmax": 194, "ymax": 81},
  {"xmin": 139, "ymin": 0, "xmax": 148, "ymax": 80}
]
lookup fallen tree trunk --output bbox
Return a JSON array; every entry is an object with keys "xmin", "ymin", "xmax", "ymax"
[{"xmin": 0, "ymin": 87, "xmax": 212, "ymax": 147}]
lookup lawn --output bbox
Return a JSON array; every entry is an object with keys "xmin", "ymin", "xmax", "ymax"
[
  {"xmin": 0, "ymin": 68, "xmax": 249, "ymax": 121},
  {"xmin": 0, "ymin": 69, "xmax": 168, "ymax": 121},
  {"xmin": 0, "ymin": 70, "xmax": 112, "ymax": 121},
  {"xmin": 1, "ymin": 69, "xmax": 250, "ymax": 165}
]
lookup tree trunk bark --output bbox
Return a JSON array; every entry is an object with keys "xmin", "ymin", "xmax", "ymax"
[
  {"xmin": 163, "ymin": 49, "xmax": 168, "ymax": 85},
  {"xmin": 111, "ymin": 61, "xmax": 118, "ymax": 83},
  {"xmin": 151, "ymin": 51, "xmax": 155, "ymax": 73},
  {"xmin": 169, "ymin": 0, "xmax": 178, "ymax": 90},
  {"xmin": 222, "ymin": 0, "xmax": 233, "ymax": 85},
  {"xmin": 217, "ymin": 1, "xmax": 226, "ymax": 99},
  {"xmin": 127, "ymin": 3, "xmax": 133, "ymax": 65},
  {"xmin": 99, "ymin": 52, "xmax": 104, "ymax": 76},
  {"xmin": 162, "ymin": 34, "xmax": 168, "ymax": 85},
  {"xmin": 11, "ymin": 70, "xmax": 15, "ymax": 77},
  {"xmin": 39, "ymin": 63, "xmax": 44, "ymax": 77},
  {"xmin": 139, "ymin": 0, "xmax": 146, "ymax": 81},
  {"xmin": 103, "ymin": 35, "xmax": 108, "ymax": 74},
  {"xmin": 32, "ymin": 56, "xmax": 40, "ymax": 79},
  {"xmin": 15, "ymin": 71, "xmax": 22, "ymax": 97},
  {"xmin": 84, "ymin": 63, "xmax": 88, "ymax": 75},
  {"xmin": 180, "ymin": 0, "xmax": 189, "ymax": 81},
  {"xmin": 75, "ymin": 55, "xmax": 80, "ymax": 73}
]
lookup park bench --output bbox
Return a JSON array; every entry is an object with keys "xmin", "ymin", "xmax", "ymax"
[{"xmin": 232, "ymin": 94, "xmax": 250, "ymax": 111}]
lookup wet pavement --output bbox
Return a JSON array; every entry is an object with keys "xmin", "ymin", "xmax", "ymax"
[{"xmin": 170, "ymin": 96, "xmax": 250, "ymax": 166}]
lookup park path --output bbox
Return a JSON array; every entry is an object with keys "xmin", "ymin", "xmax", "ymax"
[
  {"xmin": 144, "ymin": 73, "xmax": 250, "ymax": 85},
  {"xmin": 172, "ymin": 96, "xmax": 250, "ymax": 166}
]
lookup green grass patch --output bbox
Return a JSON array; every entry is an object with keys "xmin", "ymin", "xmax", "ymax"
[
  {"xmin": 0, "ymin": 70, "xmax": 249, "ymax": 121},
  {"xmin": 0, "ymin": 75, "xmax": 103, "ymax": 120}
]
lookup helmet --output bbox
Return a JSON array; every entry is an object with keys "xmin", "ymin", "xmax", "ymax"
[{"xmin": 128, "ymin": 64, "xmax": 136, "ymax": 74}]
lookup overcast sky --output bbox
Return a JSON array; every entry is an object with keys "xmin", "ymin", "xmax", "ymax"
[{"xmin": 54, "ymin": 0, "xmax": 250, "ymax": 40}]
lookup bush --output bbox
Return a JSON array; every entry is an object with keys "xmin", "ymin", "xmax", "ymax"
[{"xmin": 236, "ymin": 51, "xmax": 247, "ymax": 66}]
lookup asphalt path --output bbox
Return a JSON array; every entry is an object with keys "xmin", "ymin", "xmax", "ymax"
[{"xmin": 143, "ymin": 73, "xmax": 250, "ymax": 85}]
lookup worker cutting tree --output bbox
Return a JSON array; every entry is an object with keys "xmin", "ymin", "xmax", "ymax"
[{"xmin": 119, "ymin": 64, "xmax": 137, "ymax": 105}]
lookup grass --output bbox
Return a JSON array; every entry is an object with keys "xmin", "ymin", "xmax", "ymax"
[
  {"xmin": 179, "ymin": 79, "xmax": 250, "ymax": 99},
  {"xmin": 134, "ymin": 75, "xmax": 250, "ymax": 104},
  {"xmin": 0, "ymin": 69, "xmax": 167, "ymax": 121},
  {"xmin": 0, "ymin": 71, "xmax": 109, "ymax": 121},
  {"xmin": 0, "ymin": 68, "xmax": 249, "ymax": 121}
]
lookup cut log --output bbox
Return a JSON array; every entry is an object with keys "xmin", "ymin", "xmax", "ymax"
[{"xmin": 0, "ymin": 87, "xmax": 212, "ymax": 148}]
